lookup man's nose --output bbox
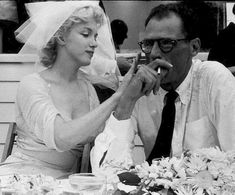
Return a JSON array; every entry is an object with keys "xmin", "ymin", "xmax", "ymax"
[{"xmin": 150, "ymin": 41, "xmax": 162, "ymax": 60}]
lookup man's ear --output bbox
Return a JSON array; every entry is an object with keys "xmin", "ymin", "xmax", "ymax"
[
  {"xmin": 57, "ymin": 36, "xmax": 66, "ymax": 46},
  {"xmin": 190, "ymin": 38, "xmax": 201, "ymax": 57}
]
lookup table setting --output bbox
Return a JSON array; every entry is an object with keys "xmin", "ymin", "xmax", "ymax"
[{"xmin": 1, "ymin": 147, "xmax": 235, "ymax": 195}]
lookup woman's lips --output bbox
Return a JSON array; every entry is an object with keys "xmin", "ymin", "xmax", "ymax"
[{"xmin": 86, "ymin": 51, "xmax": 94, "ymax": 58}]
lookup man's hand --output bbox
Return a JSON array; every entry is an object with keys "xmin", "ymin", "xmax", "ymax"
[
  {"xmin": 124, "ymin": 64, "xmax": 159, "ymax": 99},
  {"xmin": 124, "ymin": 58, "xmax": 173, "ymax": 99},
  {"xmin": 114, "ymin": 58, "xmax": 172, "ymax": 120},
  {"xmin": 146, "ymin": 59, "xmax": 173, "ymax": 94}
]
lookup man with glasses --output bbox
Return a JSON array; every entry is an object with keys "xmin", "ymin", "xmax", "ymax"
[{"xmin": 92, "ymin": 2, "xmax": 235, "ymax": 172}]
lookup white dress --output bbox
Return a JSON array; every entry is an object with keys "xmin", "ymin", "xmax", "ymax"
[{"xmin": 0, "ymin": 71, "xmax": 100, "ymax": 178}]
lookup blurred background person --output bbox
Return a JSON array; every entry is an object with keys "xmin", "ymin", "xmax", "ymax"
[
  {"xmin": 208, "ymin": 4, "xmax": 235, "ymax": 74},
  {"xmin": 111, "ymin": 19, "xmax": 128, "ymax": 52},
  {"xmin": 111, "ymin": 19, "xmax": 131, "ymax": 75},
  {"xmin": 0, "ymin": 0, "xmax": 56, "ymax": 53},
  {"xmin": 0, "ymin": 0, "xmax": 22, "ymax": 53}
]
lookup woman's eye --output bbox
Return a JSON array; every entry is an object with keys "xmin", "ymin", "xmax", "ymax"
[{"xmin": 81, "ymin": 33, "xmax": 89, "ymax": 37}]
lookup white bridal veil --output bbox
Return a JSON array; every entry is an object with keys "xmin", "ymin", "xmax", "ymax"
[{"xmin": 16, "ymin": 0, "xmax": 119, "ymax": 77}]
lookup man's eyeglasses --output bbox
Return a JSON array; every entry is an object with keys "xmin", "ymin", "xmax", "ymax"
[{"xmin": 138, "ymin": 38, "xmax": 187, "ymax": 54}]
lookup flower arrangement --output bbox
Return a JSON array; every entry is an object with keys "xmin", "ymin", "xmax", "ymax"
[
  {"xmin": 116, "ymin": 147, "xmax": 235, "ymax": 195},
  {"xmin": 0, "ymin": 174, "xmax": 60, "ymax": 194}
]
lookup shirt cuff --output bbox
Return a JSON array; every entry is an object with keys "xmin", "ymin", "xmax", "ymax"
[
  {"xmin": 91, "ymin": 112, "xmax": 134, "ymax": 173},
  {"xmin": 104, "ymin": 112, "xmax": 132, "ymax": 140}
]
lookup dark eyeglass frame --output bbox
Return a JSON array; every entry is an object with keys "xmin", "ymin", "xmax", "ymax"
[{"xmin": 138, "ymin": 38, "xmax": 188, "ymax": 54}]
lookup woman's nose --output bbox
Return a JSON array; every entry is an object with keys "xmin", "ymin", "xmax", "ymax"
[{"xmin": 90, "ymin": 37, "xmax": 98, "ymax": 48}]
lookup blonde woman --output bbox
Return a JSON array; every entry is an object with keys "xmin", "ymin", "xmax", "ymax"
[{"xmin": 0, "ymin": 1, "xmax": 135, "ymax": 178}]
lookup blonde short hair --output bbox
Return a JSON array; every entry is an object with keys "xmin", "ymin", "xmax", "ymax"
[{"xmin": 39, "ymin": 5, "xmax": 104, "ymax": 67}]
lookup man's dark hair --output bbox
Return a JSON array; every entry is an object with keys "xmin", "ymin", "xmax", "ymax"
[
  {"xmin": 145, "ymin": 2, "xmax": 200, "ymax": 40},
  {"xmin": 111, "ymin": 19, "xmax": 128, "ymax": 35},
  {"xmin": 111, "ymin": 19, "xmax": 128, "ymax": 48}
]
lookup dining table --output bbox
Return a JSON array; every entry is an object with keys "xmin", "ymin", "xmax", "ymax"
[{"xmin": 0, "ymin": 173, "xmax": 137, "ymax": 195}]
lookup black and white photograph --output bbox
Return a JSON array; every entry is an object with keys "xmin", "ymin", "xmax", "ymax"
[{"xmin": 0, "ymin": 1, "xmax": 235, "ymax": 194}]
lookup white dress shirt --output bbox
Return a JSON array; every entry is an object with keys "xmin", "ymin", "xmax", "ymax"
[{"xmin": 91, "ymin": 59, "xmax": 235, "ymax": 173}]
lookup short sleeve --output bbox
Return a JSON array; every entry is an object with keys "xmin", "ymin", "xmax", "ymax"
[{"xmin": 16, "ymin": 74, "xmax": 60, "ymax": 151}]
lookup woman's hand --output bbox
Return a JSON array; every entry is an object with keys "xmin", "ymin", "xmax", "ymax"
[
  {"xmin": 117, "ymin": 56, "xmax": 132, "ymax": 75},
  {"xmin": 115, "ymin": 53, "xmax": 140, "ymax": 97}
]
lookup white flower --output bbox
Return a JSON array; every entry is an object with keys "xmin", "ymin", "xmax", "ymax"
[
  {"xmin": 194, "ymin": 147, "xmax": 227, "ymax": 162},
  {"xmin": 175, "ymin": 185, "xmax": 198, "ymax": 195},
  {"xmin": 226, "ymin": 150, "xmax": 235, "ymax": 162},
  {"xmin": 159, "ymin": 158, "xmax": 171, "ymax": 169},
  {"xmin": 176, "ymin": 168, "xmax": 187, "ymax": 179},
  {"xmin": 122, "ymin": 147, "xmax": 235, "ymax": 194},
  {"xmin": 172, "ymin": 156, "xmax": 184, "ymax": 172},
  {"xmin": 149, "ymin": 173, "xmax": 158, "ymax": 179},
  {"xmin": 193, "ymin": 188, "xmax": 206, "ymax": 195},
  {"xmin": 222, "ymin": 183, "xmax": 235, "ymax": 194},
  {"xmin": 194, "ymin": 170, "xmax": 214, "ymax": 189},
  {"xmin": 185, "ymin": 155, "xmax": 207, "ymax": 176},
  {"xmin": 0, "ymin": 174, "xmax": 59, "ymax": 194},
  {"xmin": 207, "ymin": 161, "xmax": 226, "ymax": 179},
  {"xmin": 153, "ymin": 178, "xmax": 172, "ymax": 189},
  {"xmin": 163, "ymin": 171, "xmax": 173, "ymax": 179}
]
